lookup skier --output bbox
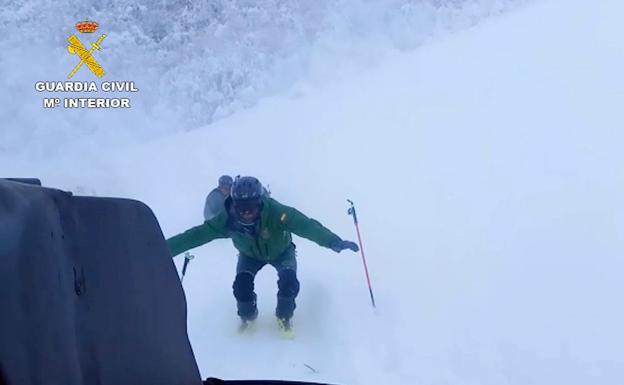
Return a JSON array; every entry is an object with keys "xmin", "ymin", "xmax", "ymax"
[
  {"xmin": 167, "ymin": 176, "xmax": 359, "ymax": 333},
  {"xmin": 203, "ymin": 175, "xmax": 233, "ymax": 221}
]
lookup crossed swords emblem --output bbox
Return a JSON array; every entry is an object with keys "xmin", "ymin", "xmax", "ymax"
[{"xmin": 67, "ymin": 34, "xmax": 107, "ymax": 78}]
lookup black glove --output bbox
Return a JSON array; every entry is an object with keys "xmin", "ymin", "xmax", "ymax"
[{"xmin": 330, "ymin": 239, "xmax": 359, "ymax": 253}]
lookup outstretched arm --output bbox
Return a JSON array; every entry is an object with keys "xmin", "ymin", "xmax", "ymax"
[
  {"xmin": 278, "ymin": 204, "xmax": 341, "ymax": 249},
  {"xmin": 167, "ymin": 219, "xmax": 228, "ymax": 257},
  {"xmin": 277, "ymin": 202, "xmax": 359, "ymax": 253}
]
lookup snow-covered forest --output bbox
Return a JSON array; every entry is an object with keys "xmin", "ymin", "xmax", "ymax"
[{"xmin": 1, "ymin": 0, "xmax": 523, "ymax": 156}]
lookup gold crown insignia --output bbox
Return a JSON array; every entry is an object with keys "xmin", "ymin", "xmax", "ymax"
[{"xmin": 75, "ymin": 19, "xmax": 99, "ymax": 33}]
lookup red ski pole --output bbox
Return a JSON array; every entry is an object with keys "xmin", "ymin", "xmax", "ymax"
[{"xmin": 347, "ymin": 199, "xmax": 376, "ymax": 308}]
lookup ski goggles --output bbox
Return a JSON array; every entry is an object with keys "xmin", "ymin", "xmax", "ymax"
[{"xmin": 233, "ymin": 198, "xmax": 262, "ymax": 214}]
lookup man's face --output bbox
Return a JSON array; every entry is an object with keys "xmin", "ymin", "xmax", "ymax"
[
  {"xmin": 234, "ymin": 199, "xmax": 261, "ymax": 224},
  {"xmin": 239, "ymin": 207, "xmax": 259, "ymax": 223},
  {"xmin": 220, "ymin": 184, "xmax": 232, "ymax": 195}
]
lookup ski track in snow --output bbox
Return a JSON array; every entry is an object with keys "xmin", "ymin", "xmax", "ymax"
[{"xmin": 2, "ymin": 0, "xmax": 624, "ymax": 384}]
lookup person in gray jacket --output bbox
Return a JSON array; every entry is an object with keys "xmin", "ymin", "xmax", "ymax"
[{"xmin": 203, "ymin": 175, "xmax": 233, "ymax": 221}]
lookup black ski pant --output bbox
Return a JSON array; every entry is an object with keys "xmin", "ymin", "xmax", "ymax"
[{"xmin": 232, "ymin": 244, "xmax": 300, "ymax": 321}]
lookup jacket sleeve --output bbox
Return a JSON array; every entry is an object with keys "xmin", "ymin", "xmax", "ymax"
[
  {"xmin": 277, "ymin": 201, "xmax": 341, "ymax": 248},
  {"xmin": 166, "ymin": 217, "xmax": 229, "ymax": 257}
]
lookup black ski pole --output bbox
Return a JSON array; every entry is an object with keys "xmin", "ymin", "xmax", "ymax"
[
  {"xmin": 347, "ymin": 199, "xmax": 376, "ymax": 308},
  {"xmin": 181, "ymin": 252, "xmax": 194, "ymax": 284}
]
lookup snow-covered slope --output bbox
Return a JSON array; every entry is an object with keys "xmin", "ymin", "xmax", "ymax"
[
  {"xmin": 2, "ymin": 0, "xmax": 624, "ymax": 384},
  {"xmin": 0, "ymin": 0, "xmax": 522, "ymax": 157}
]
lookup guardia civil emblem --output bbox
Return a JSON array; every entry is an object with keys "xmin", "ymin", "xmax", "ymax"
[{"xmin": 67, "ymin": 19, "xmax": 106, "ymax": 78}]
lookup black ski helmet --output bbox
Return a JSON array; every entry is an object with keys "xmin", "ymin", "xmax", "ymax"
[
  {"xmin": 231, "ymin": 176, "xmax": 264, "ymax": 201},
  {"xmin": 231, "ymin": 176, "xmax": 264, "ymax": 223}
]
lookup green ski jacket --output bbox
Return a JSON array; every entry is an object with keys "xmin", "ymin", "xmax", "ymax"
[{"xmin": 167, "ymin": 197, "xmax": 342, "ymax": 261}]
